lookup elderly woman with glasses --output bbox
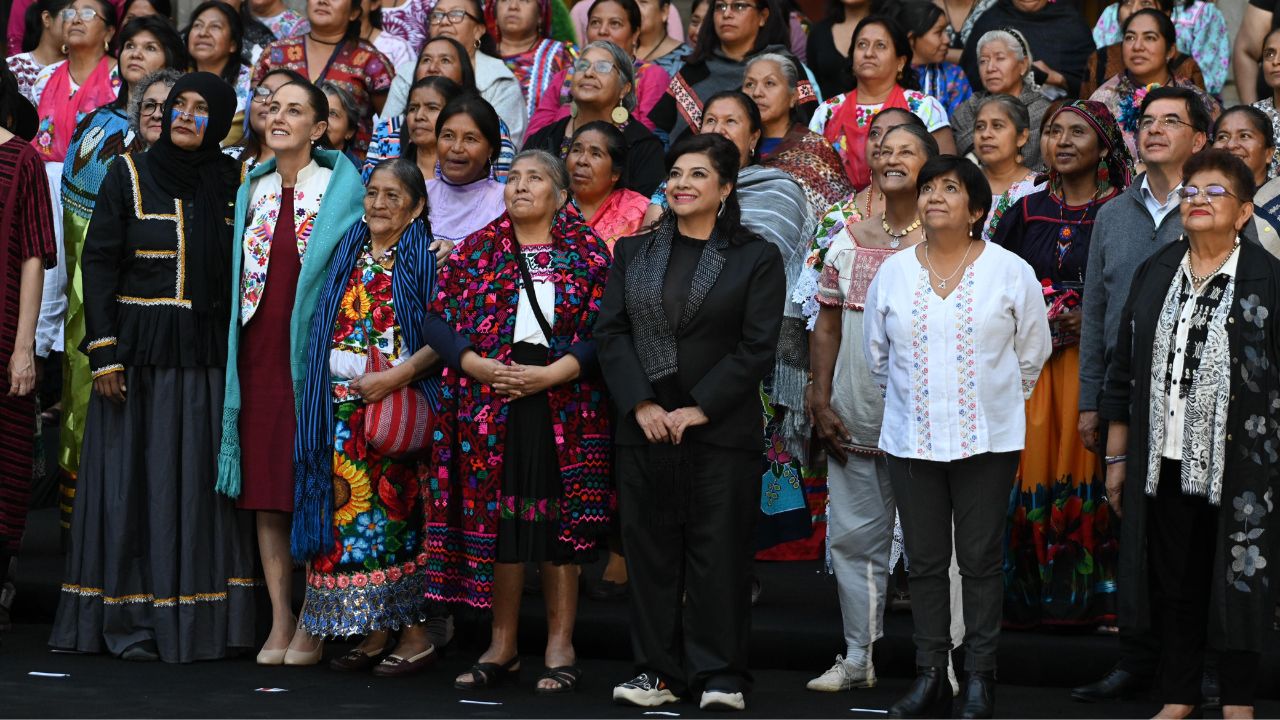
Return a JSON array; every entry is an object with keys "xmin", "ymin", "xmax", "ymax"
[
  {"xmin": 524, "ymin": 40, "xmax": 664, "ymax": 197},
  {"xmin": 1100, "ymin": 148, "xmax": 1280, "ymax": 720}
]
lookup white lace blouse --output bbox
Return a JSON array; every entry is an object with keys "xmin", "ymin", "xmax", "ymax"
[{"xmin": 863, "ymin": 241, "xmax": 1052, "ymax": 462}]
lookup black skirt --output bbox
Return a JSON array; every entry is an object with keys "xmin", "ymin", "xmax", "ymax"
[
  {"xmin": 49, "ymin": 366, "xmax": 257, "ymax": 663},
  {"xmin": 496, "ymin": 342, "xmax": 592, "ymax": 565}
]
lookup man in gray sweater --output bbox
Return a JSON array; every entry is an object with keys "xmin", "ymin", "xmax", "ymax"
[{"xmin": 1072, "ymin": 86, "xmax": 1208, "ymax": 703}]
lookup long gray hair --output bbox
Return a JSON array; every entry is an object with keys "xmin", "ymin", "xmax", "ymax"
[
  {"xmin": 128, "ymin": 68, "xmax": 184, "ymax": 141},
  {"xmin": 577, "ymin": 40, "xmax": 638, "ymax": 112}
]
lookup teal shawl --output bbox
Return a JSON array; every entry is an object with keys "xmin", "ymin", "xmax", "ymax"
[{"xmin": 216, "ymin": 149, "xmax": 365, "ymax": 498}]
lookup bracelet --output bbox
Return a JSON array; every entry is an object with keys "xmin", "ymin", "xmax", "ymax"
[{"xmin": 1104, "ymin": 454, "xmax": 1127, "ymax": 465}]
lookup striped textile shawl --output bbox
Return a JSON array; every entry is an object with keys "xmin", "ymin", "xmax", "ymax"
[{"xmin": 290, "ymin": 218, "xmax": 441, "ymax": 561}]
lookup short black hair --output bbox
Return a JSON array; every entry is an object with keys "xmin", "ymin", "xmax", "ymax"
[
  {"xmin": 589, "ymin": 0, "xmax": 641, "ymax": 32},
  {"xmin": 113, "ymin": 15, "xmax": 189, "ymax": 109},
  {"xmin": 916, "ymin": 155, "xmax": 993, "ymax": 238},
  {"xmin": 436, "ymin": 93, "xmax": 503, "ymax": 162},
  {"xmin": 1182, "ymin": 148, "xmax": 1257, "ymax": 201},
  {"xmin": 400, "ymin": 76, "xmax": 465, "ymax": 156},
  {"xmin": 1213, "ymin": 105, "xmax": 1276, "ymax": 149},
  {"xmin": 1139, "ymin": 85, "xmax": 1210, "ymax": 134},
  {"xmin": 277, "ymin": 79, "xmax": 334, "ymax": 149}
]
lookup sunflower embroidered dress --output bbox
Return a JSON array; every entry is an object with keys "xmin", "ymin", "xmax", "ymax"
[{"xmin": 299, "ymin": 242, "xmax": 428, "ymax": 636}]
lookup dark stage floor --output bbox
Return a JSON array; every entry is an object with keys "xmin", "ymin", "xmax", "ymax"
[{"xmin": 4, "ymin": 508, "xmax": 1279, "ymax": 718}]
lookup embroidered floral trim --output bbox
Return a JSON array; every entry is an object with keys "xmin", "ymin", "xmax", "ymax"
[
  {"xmin": 953, "ymin": 265, "xmax": 980, "ymax": 458},
  {"xmin": 910, "ymin": 266, "xmax": 934, "ymax": 455}
]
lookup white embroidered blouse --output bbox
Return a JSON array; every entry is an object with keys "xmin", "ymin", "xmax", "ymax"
[
  {"xmin": 240, "ymin": 160, "xmax": 331, "ymax": 324},
  {"xmin": 863, "ymin": 241, "xmax": 1052, "ymax": 462}
]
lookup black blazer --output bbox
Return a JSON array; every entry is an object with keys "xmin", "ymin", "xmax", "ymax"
[
  {"xmin": 1099, "ymin": 238, "xmax": 1280, "ymax": 652},
  {"xmin": 595, "ymin": 227, "xmax": 785, "ymax": 451}
]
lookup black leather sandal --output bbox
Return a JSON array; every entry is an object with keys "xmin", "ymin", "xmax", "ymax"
[
  {"xmin": 454, "ymin": 655, "xmax": 520, "ymax": 689},
  {"xmin": 535, "ymin": 665, "xmax": 582, "ymax": 695}
]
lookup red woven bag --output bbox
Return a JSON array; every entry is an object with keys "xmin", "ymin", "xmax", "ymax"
[{"xmin": 363, "ymin": 345, "xmax": 431, "ymax": 457}]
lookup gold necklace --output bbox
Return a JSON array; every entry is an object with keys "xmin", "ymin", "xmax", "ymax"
[{"xmin": 882, "ymin": 215, "xmax": 922, "ymax": 249}]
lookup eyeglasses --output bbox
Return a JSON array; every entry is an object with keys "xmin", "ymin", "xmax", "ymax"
[
  {"xmin": 713, "ymin": 1, "xmax": 758, "ymax": 15},
  {"xmin": 428, "ymin": 9, "xmax": 482, "ymax": 24},
  {"xmin": 573, "ymin": 58, "xmax": 617, "ymax": 75},
  {"xmin": 1178, "ymin": 184, "xmax": 1240, "ymax": 203},
  {"xmin": 59, "ymin": 7, "xmax": 101, "ymax": 22},
  {"xmin": 140, "ymin": 100, "xmax": 164, "ymax": 117},
  {"xmin": 251, "ymin": 85, "xmax": 273, "ymax": 104},
  {"xmin": 1138, "ymin": 115, "xmax": 1195, "ymax": 132}
]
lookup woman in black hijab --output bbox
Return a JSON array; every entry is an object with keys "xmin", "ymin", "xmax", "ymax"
[{"xmin": 50, "ymin": 73, "xmax": 257, "ymax": 664}]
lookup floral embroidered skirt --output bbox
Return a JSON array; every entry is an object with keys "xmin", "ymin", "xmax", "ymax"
[
  {"xmin": 755, "ymin": 379, "xmax": 828, "ymax": 561},
  {"xmin": 1004, "ymin": 346, "xmax": 1119, "ymax": 628},
  {"xmin": 299, "ymin": 397, "xmax": 429, "ymax": 638}
]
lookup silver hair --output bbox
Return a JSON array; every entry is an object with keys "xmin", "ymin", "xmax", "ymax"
[
  {"xmin": 745, "ymin": 52, "xmax": 800, "ymax": 90},
  {"xmin": 579, "ymin": 40, "xmax": 638, "ymax": 111},
  {"xmin": 976, "ymin": 28, "xmax": 1038, "ymax": 92},
  {"xmin": 511, "ymin": 148, "xmax": 571, "ymax": 197},
  {"xmin": 128, "ymin": 68, "xmax": 183, "ymax": 140}
]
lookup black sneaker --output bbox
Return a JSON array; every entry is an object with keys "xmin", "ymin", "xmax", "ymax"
[{"xmin": 613, "ymin": 672, "xmax": 680, "ymax": 707}]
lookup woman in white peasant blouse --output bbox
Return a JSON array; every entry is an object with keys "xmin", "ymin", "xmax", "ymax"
[{"xmin": 863, "ymin": 155, "xmax": 1050, "ymax": 720}]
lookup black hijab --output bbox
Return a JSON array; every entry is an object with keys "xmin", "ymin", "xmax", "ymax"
[{"xmin": 148, "ymin": 72, "xmax": 240, "ymax": 315}]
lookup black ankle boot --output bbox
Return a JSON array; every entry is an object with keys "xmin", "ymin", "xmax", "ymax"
[
  {"xmin": 957, "ymin": 670, "xmax": 995, "ymax": 719},
  {"xmin": 888, "ymin": 666, "xmax": 952, "ymax": 718}
]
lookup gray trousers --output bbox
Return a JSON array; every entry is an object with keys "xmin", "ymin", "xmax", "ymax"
[
  {"xmin": 827, "ymin": 453, "xmax": 895, "ymax": 651},
  {"xmin": 886, "ymin": 452, "xmax": 1019, "ymax": 672}
]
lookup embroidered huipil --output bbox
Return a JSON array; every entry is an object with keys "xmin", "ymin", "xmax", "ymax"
[
  {"xmin": 240, "ymin": 160, "xmax": 331, "ymax": 324},
  {"xmin": 514, "ymin": 243, "xmax": 556, "ymax": 346},
  {"xmin": 863, "ymin": 242, "xmax": 1052, "ymax": 461}
]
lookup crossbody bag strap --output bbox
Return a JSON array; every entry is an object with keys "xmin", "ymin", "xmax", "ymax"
[{"xmin": 514, "ymin": 248, "xmax": 555, "ymax": 342}]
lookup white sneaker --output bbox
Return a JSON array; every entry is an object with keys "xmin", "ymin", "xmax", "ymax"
[
  {"xmin": 613, "ymin": 673, "xmax": 680, "ymax": 707},
  {"xmin": 806, "ymin": 655, "xmax": 877, "ymax": 691},
  {"xmin": 700, "ymin": 689, "xmax": 746, "ymax": 711},
  {"xmin": 947, "ymin": 662, "xmax": 959, "ymax": 697}
]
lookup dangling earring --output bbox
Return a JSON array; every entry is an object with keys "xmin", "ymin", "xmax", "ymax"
[
  {"xmin": 611, "ymin": 104, "xmax": 629, "ymax": 125},
  {"xmin": 717, "ymin": 198, "xmax": 726, "ymax": 217},
  {"xmin": 361, "ymin": 213, "xmax": 368, "ymax": 224},
  {"xmin": 570, "ymin": 102, "xmax": 579, "ymax": 119},
  {"xmin": 61, "ymin": 43, "xmax": 68, "ymax": 54}
]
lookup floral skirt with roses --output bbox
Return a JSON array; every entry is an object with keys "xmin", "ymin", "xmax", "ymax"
[
  {"xmin": 298, "ymin": 398, "xmax": 429, "ymax": 638},
  {"xmin": 299, "ymin": 245, "xmax": 428, "ymax": 637}
]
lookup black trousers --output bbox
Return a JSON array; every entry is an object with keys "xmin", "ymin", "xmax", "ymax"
[
  {"xmin": 886, "ymin": 451, "xmax": 1020, "ymax": 672},
  {"xmin": 1148, "ymin": 461, "xmax": 1259, "ymax": 706},
  {"xmin": 617, "ymin": 442, "xmax": 760, "ymax": 696}
]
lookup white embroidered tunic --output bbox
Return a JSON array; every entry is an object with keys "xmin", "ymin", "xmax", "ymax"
[
  {"xmin": 863, "ymin": 241, "xmax": 1052, "ymax": 462},
  {"xmin": 240, "ymin": 160, "xmax": 331, "ymax": 324}
]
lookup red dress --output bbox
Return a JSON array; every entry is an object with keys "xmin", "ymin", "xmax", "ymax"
[
  {"xmin": 0, "ymin": 137, "xmax": 57, "ymax": 552},
  {"xmin": 237, "ymin": 191, "xmax": 301, "ymax": 512}
]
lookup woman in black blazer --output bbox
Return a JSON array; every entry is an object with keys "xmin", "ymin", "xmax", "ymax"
[
  {"xmin": 1100, "ymin": 149, "xmax": 1280, "ymax": 718},
  {"xmin": 596, "ymin": 132, "xmax": 784, "ymax": 712}
]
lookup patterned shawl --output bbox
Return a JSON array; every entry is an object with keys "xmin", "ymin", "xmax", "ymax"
[
  {"xmin": 291, "ymin": 218, "xmax": 441, "ymax": 561},
  {"xmin": 763, "ymin": 124, "xmax": 855, "ymax": 222}
]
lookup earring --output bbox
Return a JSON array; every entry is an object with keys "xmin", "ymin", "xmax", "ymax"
[
  {"xmin": 61, "ymin": 43, "xmax": 67, "ymax": 54},
  {"xmin": 570, "ymin": 102, "xmax": 579, "ymax": 119},
  {"xmin": 474, "ymin": 39, "xmax": 481, "ymax": 50},
  {"xmin": 361, "ymin": 213, "xmax": 368, "ymax": 223},
  {"xmin": 611, "ymin": 104, "xmax": 629, "ymax": 125},
  {"xmin": 717, "ymin": 198, "xmax": 726, "ymax": 217}
]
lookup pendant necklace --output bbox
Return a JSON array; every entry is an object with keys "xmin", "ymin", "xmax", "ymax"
[
  {"xmin": 923, "ymin": 238, "xmax": 974, "ymax": 290},
  {"xmin": 882, "ymin": 215, "xmax": 921, "ymax": 249}
]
